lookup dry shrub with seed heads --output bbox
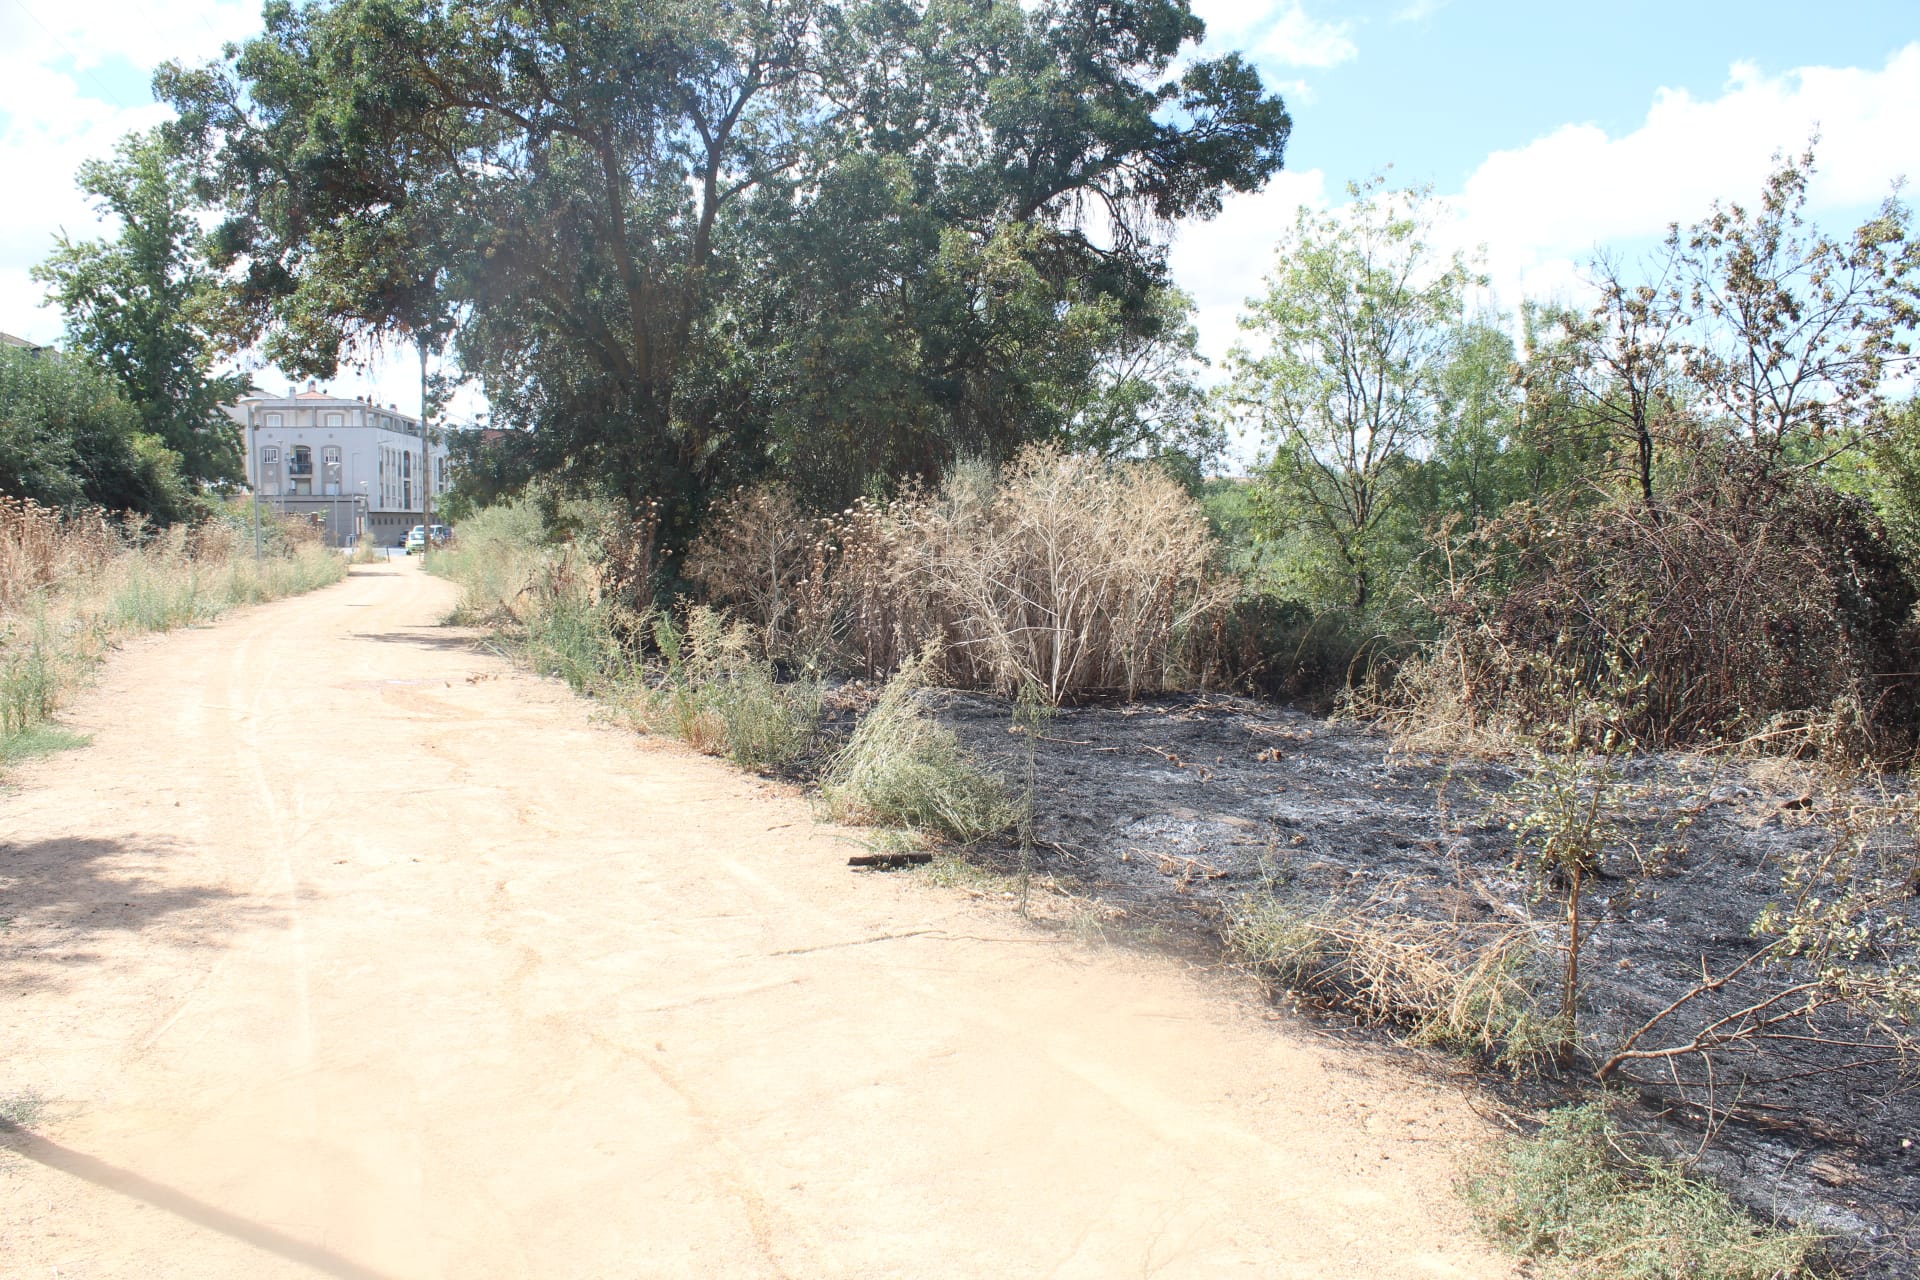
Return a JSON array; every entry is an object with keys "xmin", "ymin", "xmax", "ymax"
[
  {"xmin": 0, "ymin": 498, "xmax": 117, "ymax": 609},
  {"xmin": 688, "ymin": 447, "xmax": 1233, "ymax": 701}
]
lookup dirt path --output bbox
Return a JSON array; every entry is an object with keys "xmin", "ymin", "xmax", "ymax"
[{"xmin": 0, "ymin": 560, "xmax": 1512, "ymax": 1279}]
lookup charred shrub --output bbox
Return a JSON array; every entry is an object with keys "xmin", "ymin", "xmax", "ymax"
[
  {"xmin": 1198, "ymin": 594, "xmax": 1369, "ymax": 707},
  {"xmin": 1400, "ymin": 460, "xmax": 1920, "ymax": 756}
]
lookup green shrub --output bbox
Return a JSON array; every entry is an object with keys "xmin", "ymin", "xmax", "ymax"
[
  {"xmin": 715, "ymin": 661, "xmax": 822, "ymax": 770},
  {"xmin": 638, "ymin": 608, "xmax": 820, "ymax": 769},
  {"xmin": 528, "ymin": 586, "xmax": 629, "ymax": 694},
  {"xmin": 822, "ymin": 655, "xmax": 1014, "ymax": 842},
  {"xmin": 1, "ymin": 631, "xmax": 61, "ymax": 740},
  {"xmin": 1465, "ymin": 1103, "xmax": 1824, "ymax": 1280},
  {"xmin": 433, "ymin": 497, "xmax": 552, "ymax": 624}
]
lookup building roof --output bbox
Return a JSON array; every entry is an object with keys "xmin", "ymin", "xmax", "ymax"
[
  {"xmin": 1, "ymin": 332, "xmax": 46, "ymax": 352},
  {"xmin": 236, "ymin": 383, "xmax": 423, "ymax": 422}
]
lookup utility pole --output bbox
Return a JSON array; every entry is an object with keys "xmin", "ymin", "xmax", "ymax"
[
  {"xmin": 419, "ymin": 341, "xmax": 433, "ymax": 564},
  {"xmin": 249, "ymin": 400, "xmax": 262, "ymax": 569}
]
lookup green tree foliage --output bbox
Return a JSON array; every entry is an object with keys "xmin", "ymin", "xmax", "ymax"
[
  {"xmin": 1408, "ymin": 319, "xmax": 1532, "ymax": 523},
  {"xmin": 0, "ymin": 346, "xmax": 194, "ymax": 518},
  {"xmin": 436, "ymin": 428, "xmax": 539, "ymax": 524},
  {"xmin": 1518, "ymin": 258, "xmax": 1689, "ymax": 513},
  {"xmin": 1862, "ymin": 394, "xmax": 1920, "ymax": 557},
  {"xmin": 1224, "ymin": 181, "xmax": 1474, "ymax": 611},
  {"xmin": 1673, "ymin": 145, "xmax": 1920, "ymax": 477},
  {"xmin": 33, "ymin": 129, "xmax": 249, "ymax": 487},
  {"xmin": 160, "ymin": 0, "xmax": 1289, "ymax": 534}
]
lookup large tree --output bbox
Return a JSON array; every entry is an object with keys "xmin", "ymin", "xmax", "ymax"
[
  {"xmin": 160, "ymin": 0, "xmax": 1289, "ymax": 534},
  {"xmin": 34, "ymin": 129, "xmax": 251, "ymax": 487}
]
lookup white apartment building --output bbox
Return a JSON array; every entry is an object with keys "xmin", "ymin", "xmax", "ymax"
[{"xmin": 231, "ymin": 384, "xmax": 451, "ymax": 547}]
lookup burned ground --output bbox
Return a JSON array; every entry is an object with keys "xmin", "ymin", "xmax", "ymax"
[{"xmin": 904, "ymin": 691, "xmax": 1919, "ymax": 1278}]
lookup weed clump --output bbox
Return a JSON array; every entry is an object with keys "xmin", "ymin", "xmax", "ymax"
[
  {"xmin": 636, "ymin": 608, "xmax": 821, "ymax": 770},
  {"xmin": 823, "ymin": 655, "xmax": 1014, "ymax": 843},
  {"xmin": 1225, "ymin": 895, "xmax": 1564, "ymax": 1070},
  {"xmin": 1464, "ymin": 1103, "xmax": 1825, "ymax": 1280}
]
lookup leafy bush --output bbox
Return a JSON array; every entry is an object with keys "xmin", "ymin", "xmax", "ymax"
[
  {"xmin": 433, "ymin": 497, "xmax": 553, "ymax": 625},
  {"xmin": 1465, "ymin": 1103, "xmax": 1824, "ymax": 1279},
  {"xmin": 0, "ymin": 346, "xmax": 197, "ymax": 521},
  {"xmin": 822, "ymin": 655, "xmax": 1014, "ymax": 842},
  {"xmin": 636, "ymin": 607, "xmax": 821, "ymax": 769}
]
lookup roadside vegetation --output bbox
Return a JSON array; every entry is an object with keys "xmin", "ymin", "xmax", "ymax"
[
  {"xmin": 1464, "ymin": 1103, "xmax": 1825, "ymax": 1280},
  {"xmin": 0, "ymin": 496, "xmax": 343, "ymax": 767},
  {"xmin": 18, "ymin": 0, "xmax": 1907, "ymax": 1269}
]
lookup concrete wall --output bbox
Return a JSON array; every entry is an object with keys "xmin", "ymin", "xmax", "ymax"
[{"xmin": 253, "ymin": 495, "xmax": 366, "ymax": 549}]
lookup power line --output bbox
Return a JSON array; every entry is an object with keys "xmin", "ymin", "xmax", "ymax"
[{"xmin": 6, "ymin": 0, "xmax": 149, "ymax": 111}]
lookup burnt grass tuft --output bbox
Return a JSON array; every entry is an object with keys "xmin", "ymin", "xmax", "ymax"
[{"xmin": 918, "ymin": 690, "xmax": 1918, "ymax": 1278}]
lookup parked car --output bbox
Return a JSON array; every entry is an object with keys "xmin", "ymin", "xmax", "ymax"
[{"xmin": 404, "ymin": 524, "xmax": 453, "ymax": 555}]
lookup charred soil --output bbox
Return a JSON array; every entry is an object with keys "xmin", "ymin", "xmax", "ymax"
[{"xmin": 899, "ymin": 691, "xmax": 1920, "ymax": 1278}]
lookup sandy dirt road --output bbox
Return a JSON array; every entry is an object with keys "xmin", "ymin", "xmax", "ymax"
[{"xmin": 0, "ymin": 560, "xmax": 1512, "ymax": 1279}]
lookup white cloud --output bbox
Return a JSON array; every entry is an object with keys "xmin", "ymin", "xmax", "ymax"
[
  {"xmin": 0, "ymin": 0, "xmax": 258, "ymax": 345},
  {"xmin": 1167, "ymin": 168, "xmax": 1332, "ymax": 370},
  {"xmin": 1172, "ymin": 41, "xmax": 1920, "ymax": 372},
  {"xmin": 1445, "ymin": 44, "xmax": 1920, "ymax": 310},
  {"xmin": 1392, "ymin": 0, "xmax": 1446, "ymax": 24},
  {"xmin": 1194, "ymin": 1, "xmax": 1355, "ymax": 69}
]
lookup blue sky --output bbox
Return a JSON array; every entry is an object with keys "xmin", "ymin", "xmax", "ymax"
[
  {"xmin": 2, "ymin": 0, "xmax": 1916, "ymax": 416},
  {"xmin": 1244, "ymin": 1, "xmax": 1918, "ymax": 191},
  {"xmin": 1170, "ymin": 1, "xmax": 1919, "ymax": 377}
]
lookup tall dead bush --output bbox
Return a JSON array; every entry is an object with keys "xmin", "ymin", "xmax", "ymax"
[
  {"xmin": 688, "ymin": 448, "xmax": 1230, "ymax": 701},
  {"xmin": 0, "ymin": 498, "xmax": 117, "ymax": 609}
]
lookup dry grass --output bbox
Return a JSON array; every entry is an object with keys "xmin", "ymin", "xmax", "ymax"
[
  {"xmin": 1225, "ymin": 893, "xmax": 1565, "ymax": 1069},
  {"xmin": 0, "ymin": 498, "xmax": 345, "ymax": 764},
  {"xmin": 689, "ymin": 447, "xmax": 1232, "ymax": 702}
]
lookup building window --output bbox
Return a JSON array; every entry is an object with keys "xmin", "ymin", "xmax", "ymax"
[
  {"xmin": 266, "ymin": 412, "xmax": 283, "ymax": 428},
  {"xmin": 260, "ymin": 445, "xmax": 281, "ymax": 496},
  {"xmin": 322, "ymin": 446, "xmax": 342, "ymax": 496},
  {"xmin": 289, "ymin": 445, "xmax": 314, "ymax": 496},
  {"xmin": 323, "ymin": 411, "xmax": 344, "ymax": 428}
]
